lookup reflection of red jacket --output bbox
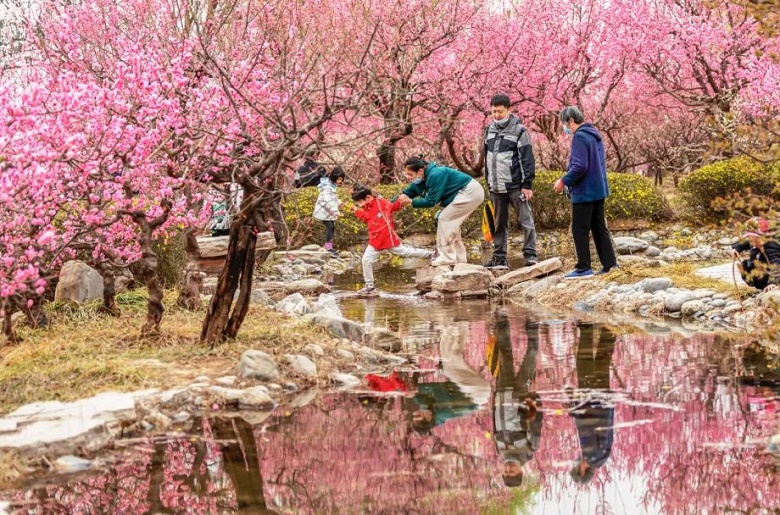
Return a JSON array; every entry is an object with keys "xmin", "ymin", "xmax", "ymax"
[
  {"xmin": 354, "ymin": 197, "xmax": 402, "ymax": 250},
  {"xmin": 365, "ymin": 371, "xmax": 407, "ymax": 392}
]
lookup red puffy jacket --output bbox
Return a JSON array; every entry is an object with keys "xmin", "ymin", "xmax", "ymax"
[{"xmin": 354, "ymin": 196, "xmax": 402, "ymax": 250}]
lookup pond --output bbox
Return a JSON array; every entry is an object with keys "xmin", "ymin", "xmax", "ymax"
[{"xmin": 3, "ymin": 274, "xmax": 780, "ymax": 514}]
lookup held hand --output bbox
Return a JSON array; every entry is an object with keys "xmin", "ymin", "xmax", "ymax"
[
  {"xmin": 397, "ymin": 194, "xmax": 412, "ymax": 206},
  {"xmin": 521, "ymin": 188, "xmax": 533, "ymax": 201},
  {"xmin": 732, "ymin": 249, "xmax": 740, "ymax": 259},
  {"xmin": 553, "ymin": 179, "xmax": 564, "ymax": 194}
]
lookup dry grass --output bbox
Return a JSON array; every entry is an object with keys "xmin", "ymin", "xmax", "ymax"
[
  {"xmin": 607, "ymin": 261, "xmax": 751, "ymax": 298},
  {"xmin": 0, "ymin": 290, "xmax": 333, "ymax": 415}
]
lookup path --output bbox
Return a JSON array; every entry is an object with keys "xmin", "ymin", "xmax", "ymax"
[{"xmin": 696, "ymin": 261, "xmax": 746, "ymax": 286}]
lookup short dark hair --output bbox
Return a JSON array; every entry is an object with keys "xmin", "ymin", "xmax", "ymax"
[
  {"xmin": 403, "ymin": 157, "xmax": 427, "ymax": 172},
  {"xmin": 559, "ymin": 106, "xmax": 584, "ymax": 125},
  {"xmin": 490, "ymin": 94, "xmax": 511, "ymax": 108},
  {"xmin": 351, "ymin": 185, "xmax": 372, "ymax": 201},
  {"xmin": 330, "ymin": 166, "xmax": 345, "ymax": 182},
  {"xmin": 570, "ymin": 462, "xmax": 596, "ymax": 484},
  {"xmin": 502, "ymin": 472, "xmax": 524, "ymax": 488}
]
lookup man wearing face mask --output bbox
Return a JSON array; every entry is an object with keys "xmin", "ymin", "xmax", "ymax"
[
  {"xmin": 553, "ymin": 106, "xmax": 618, "ymax": 279},
  {"xmin": 482, "ymin": 94, "xmax": 538, "ymax": 270}
]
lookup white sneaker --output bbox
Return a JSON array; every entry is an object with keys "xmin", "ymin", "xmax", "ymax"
[{"xmin": 430, "ymin": 258, "xmax": 456, "ymax": 267}]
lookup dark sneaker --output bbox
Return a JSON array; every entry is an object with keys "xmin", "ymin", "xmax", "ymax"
[
  {"xmin": 357, "ymin": 286, "xmax": 379, "ymax": 297},
  {"xmin": 563, "ymin": 269, "xmax": 594, "ymax": 279},
  {"xmin": 523, "ymin": 258, "xmax": 538, "ymax": 267},
  {"xmin": 485, "ymin": 258, "xmax": 508, "ymax": 270},
  {"xmin": 596, "ymin": 265, "xmax": 620, "ymax": 275}
]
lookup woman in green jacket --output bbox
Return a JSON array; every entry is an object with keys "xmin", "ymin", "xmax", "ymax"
[{"xmin": 398, "ymin": 157, "xmax": 484, "ymax": 266}]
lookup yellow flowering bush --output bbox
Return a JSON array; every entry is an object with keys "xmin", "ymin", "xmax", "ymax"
[{"xmin": 679, "ymin": 156, "xmax": 779, "ymax": 221}]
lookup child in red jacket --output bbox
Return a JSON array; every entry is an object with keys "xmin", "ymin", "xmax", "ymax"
[{"xmin": 352, "ymin": 186, "xmax": 433, "ymax": 296}]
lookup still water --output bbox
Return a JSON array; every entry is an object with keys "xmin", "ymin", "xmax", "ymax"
[{"xmin": 4, "ymin": 277, "xmax": 780, "ymax": 514}]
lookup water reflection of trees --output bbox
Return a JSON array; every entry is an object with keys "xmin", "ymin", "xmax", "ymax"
[{"xmin": 7, "ymin": 309, "xmax": 780, "ymax": 513}]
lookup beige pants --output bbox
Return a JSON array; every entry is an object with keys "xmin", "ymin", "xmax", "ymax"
[{"xmin": 435, "ymin": 180, "xmax": 485, "ymax": 264}]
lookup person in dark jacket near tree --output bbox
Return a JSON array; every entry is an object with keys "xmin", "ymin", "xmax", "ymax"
[
  {"xmin": 553, "ymin": 106, "xmax": 618, "ymax": 279},
  {"xmin": 398, "ymin": 157, "xmax": 484, "ymax": 267},
  {"xmin": 732, "ymin": 216, "xmax": 780, "ymax": 291},
  {"xmin": 483, "ymin": 94, "xmax": 538, "ymax": 270}
]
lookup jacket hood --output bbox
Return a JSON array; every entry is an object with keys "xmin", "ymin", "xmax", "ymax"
[
  {"xmin": 318, "ymin": 177, "xmax": 332, "ymax": 188},
  {"xmin": 576, "ymin": 123, "xmax": 602, "ymax": 143}
]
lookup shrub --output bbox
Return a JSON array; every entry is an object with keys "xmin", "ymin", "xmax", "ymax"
[
  {"xmin": 679, "ymin": 156, "xmax": 779, "ymax": 221},
  {"xmin": 153, "ymin": 232, "xmax": 187, "ymax": 288},
  {"xmin": 282, "ymin": 172, "xmax": 670, "ymax": 246}
]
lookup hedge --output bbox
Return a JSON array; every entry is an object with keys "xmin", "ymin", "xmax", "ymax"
[
  {"xmin": 679, "ymin": 156, "xmax": 780, "ymax": 221},
  {"xmin": 282, "ymin": 172, "xmax": 670, "ymax": 247}
]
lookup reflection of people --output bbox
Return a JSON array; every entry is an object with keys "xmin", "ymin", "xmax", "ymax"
[
  {"xmin": 553, "ymin": 106, "xmax": 618, "ymax": 279},
  {"xmin": 569, "ymin": 324, "xmax": 616, "ymax": 484},
  {"xmin": 313, "ymin": 167, "xmax": 346, "ymax": 255},
  {"xmin": 411, "ymin": 322, "xmax": 491, "ymax": 432},
  {"xmin": 397, "ymin": 157, "xmax": 485, "ymax": 267},
  {"xmin": 731, "ymin": 217, "xmax": 780, "ymax": 291},
  {"xmin": 487, "ymin": 312, "xmax": 542, "ymax": 487},
  {"xmin": 483, "ymin": 94, "xmax": 538, "ymax": 270},
  {"xmin": 352, "ymin": 186, "xmax": 433, "ymax": 297}
]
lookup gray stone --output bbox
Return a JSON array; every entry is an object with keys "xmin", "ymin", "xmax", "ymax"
[
  {"xmin": 509, "ymin": 274, "xmax": 561, "ymax": 300},
  {"xmin": 681, "ymin": 300, "xmax": 705, "ymax": 317},
  {"xmin": 305, "ymin": 313, "xmax": 366, "ymax": 341},
  {"xmin": 301, "ymin": 244, "xmax": 323, "ymax": 251},
  {"xmin": 173, "ymin": 411, "xmax": 191, "ymax": 423},
  {"xmin": 709, "ymin": 299, "xmax": 727, "ymax": 308},
  {"xmin": 432, "ymin": 267, "xmax": 494, "ymax": 294},
  {"xmin": 250, "ymin": 288, "xmax": 276, "ymax": 307},
  {"xmin": 145, "ymin": 410, "xmax": 172, "ymax": 430},
  {"xmin": 238, "ymin": 350, "xmax": 280, "ymax": 381},
  {"xmin": 637, "ymin": 277, "xmax": 674, "ymax": 293},
  {"xmin": 644, "ymin": 246, "xmax": 662, "ymax": 258},
  {"xmin": 331, "ymin": 373, "xmax": 361, "ymax": 387},
  {"xmin": 680, "ymin": 228, "xmax": 692, "ymax": 236},
  {"xmin": 614, "ymin": 237, "xmax": 650, "ymax": 255},
  {"xmin": 53, "ymin": 455, "xmax": 94, "ymax": 473},
  {"xmin": 209, "ymin": 386, "xmax": 275, "ymax": 410},
  {"xmin": 304, "ymin": 343, "xmax": 325, "ymax": 356},
  {"xmin": 336, "ymin": 349, "xmax": 355, "ymax": 360},
  {"xmin": 274, "ymin": 249, "xmax": 330, "ymax": 261},
  {"xmin": 364, "ymin": 327, "xmax": 403, "ymax": 352},
  {"xmin": 284, "ymin": 354, "xmax": 318, "ymax": 379},
  {"xmin": 284, "ymin": 279, "xmax": 330, "ymax": 296},
  {"xmin": 639, "ymin": 231, "xmax": 660, "ymax": 242},
  {"xmin": 617, "ymin": 255, "xmax": 659, "ymax": 267},
  {"xmin": 494, "ymin": 258, "xmax": 563, "ymax": 289},
  {"xmin": 664, "ymin": 292, "xmax": 700, "ymax": 312},
  {"xmin": 276, "ymin": 293, "xmax": 312, "ymax": 316},
  {"xmin": 312, "ymin": 293, "xmax": 342, "ymax": 318},
  {"xmin": 54, "ymin": 260, "xmax": 104, "ymax": 303}
]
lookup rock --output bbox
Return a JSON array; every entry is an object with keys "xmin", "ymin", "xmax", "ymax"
[
  {"xmin": 664, "ymin": 290, "xmax": 713, "ymax": 313},
  {"xmin": 415, "ymin": 265, "xmax": 442, "ymax": 292},
  {"xmin": 273, "ymin": 250, "xmax": 330, "ymax": 261},
  {"xmin": 283, "ymin": 354, "xmax": 318, "ymax": 379},
  {"xmin": 336, "ymin": 349, "xmax": 355, "ymax": 360},
  {"xmin": 681, "ymin": 300, "xmax": 705, "ymax": 317},
  {"xmin": 617, "ymin": 255, "xmax": 659, "ymax": 267},
  {"xmin": 305, "ymin": 313, "xmax": 366, "ymax": 341},
  {"xmin": 516, "ymin": 274, "xmax": 562, "ymax": 300},
  {"xmin": 494, "ymin": 258, "xmax": 563, "ymax": 289},
  {"xmin": 172, "ymin": 411, "xmax": 191, "ymax": 423},
  {"xmin": 250, "ymin": 289, "xmax": 276, "ymax": 307},
  {"xmin": 0, "ymin": 391, "xmax": 141, "ymax": 456},
  {"xmin": 216, "ymin": 376, "xmax": 236, "ymax": 386},
  {"xmin": 637, "ymin": 277, "xmax": 674, "ymax": 293},
  {"xmin": 680, "ymin": 228, "xmax": 692, "ymax": 236},
  {"xmin": 276, "ymin": 293, "xmax": 312, "ymax": 316},
  {"xmin": 613, "ymin": 237, "xmax": 650, "ymax": 255},
  {"xmin": 364, "ymin": 327, "xmax": 403, "ymax": 352},
  {"xmin": 644, "ymin": 246, "xmax": 661, "ymax": 258},
  {"xmin": 304, "ymin": 343, "xmax": 325, "ymax": 356},
  {"xmin": 238, "ymin": 350, "xmax": 280, "ymax": 381},
  {"xmin": 284, "ymin": 279, "xmax": 331, "ymax": 296},
  {"xmin": 301, "ymin": 244, "xmax": 323, "ymax": 251},
  {"xmin": 639, "ymin": 231, "xmax": 660, "ymax": 242},
  {"xmin": 53, "ymin": 455, "xmax": 93, "ymax": 473},
  {"xmin": 331, "ymin": 373, "xmax": 361, "ymax": 387},
  {"xmin": 431, "ymin": 266, "xmax": 494, "ymax": 294},
  {"xmin": 54, "ymin": 261, "xmax": 104, "ymax": 303},
  {"xmin": 145, "ymin": 410, "xmax": 172, "ymax": 430},
  {"xmin": 209, "ymin": 386, "xmax": 275, "ymax": 410},
  {"xmin": 312, "ymin": 293, "xmax": 342, "ymax": 318}
]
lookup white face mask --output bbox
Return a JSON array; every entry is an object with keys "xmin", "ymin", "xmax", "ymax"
[{"xmin": 563, "ymin": 124, "xmax": 573, "ymax": 135}]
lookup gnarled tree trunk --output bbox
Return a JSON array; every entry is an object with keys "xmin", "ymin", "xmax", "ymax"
[{"xmin": 176, "ymin": 229, "xmax": 204, "ymax": 310}]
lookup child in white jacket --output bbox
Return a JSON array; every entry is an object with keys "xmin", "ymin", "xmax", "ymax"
[{"xmin": 313, "ymin": 166, "xmax": 346, "ymax": 254}]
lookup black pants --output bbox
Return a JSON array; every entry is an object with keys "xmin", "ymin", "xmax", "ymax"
[
  {"xmin": 571, "ymin": 200, "xmax": 617, "ymax": 272},
  {"xmin": 491, "ymin": 191, "xmax": 537, "ymax": 260},
  {"xmin": 322, "ymin": 220, "xmax": 335, "ymax": 244},
  {"xmin": 741, "ymin": 259, "xmax": 770, "ymax": 290}
]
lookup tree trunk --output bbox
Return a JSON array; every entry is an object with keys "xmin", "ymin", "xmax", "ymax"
[
  {"xmin": 96, "ymin": 267, "xmax": 120, "ymax": 317},
  {"xmin": 176, "ymin": 229, "xmax": 204, "ymax": 310},
  {"xmin": 137, "ymin": 249, "xmax": 164, "ymax": 336},
  {"xmin": 377, "ymin": 139, "xmax": 399, "ymax": 185},
  {"xmin": 212, "ymin": 417, "xmax": 270, "ymax": 512},
  {"xmin": 2, "ymin": 300, "xmax": 18, "ymax": 344},
  {"xmin": 201, "ymin": 223, "xmax": 253, "ymax": 344}
]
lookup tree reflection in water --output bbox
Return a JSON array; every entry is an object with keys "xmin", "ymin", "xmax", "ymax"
[{"xmin": 6, "ymin": 304, "xmax": 780, "ymax": 513}]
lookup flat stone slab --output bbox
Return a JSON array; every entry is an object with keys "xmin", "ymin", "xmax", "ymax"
[
  {"xmin": 494, "ymin": 257, "xmax": 564, "ymax": 289},
  {"xmin": 197, "ymin": 232, "xmax": 275, "ymax": 259},
  {"xmin": 696, "ymin": 262, "xmax": 746, "ymax": 286},
  {"xmin": 0, "ymin": 391, "xmax": 147, "ymax": 455},
  {"xmin": 273, "ymin": 249, "xmax": 331, "ymax": 261}
]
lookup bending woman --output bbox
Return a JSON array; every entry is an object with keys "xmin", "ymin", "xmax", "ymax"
[{"xmin": 398, "ymin": 157, "xmax": 484, "ymax": 266}]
